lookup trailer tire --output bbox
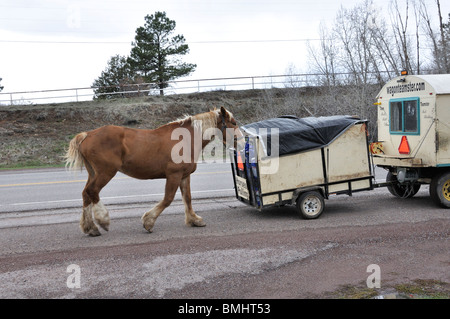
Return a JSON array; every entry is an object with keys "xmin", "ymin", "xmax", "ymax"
[
  {"xmin": 386, "ymin": 171, "xmax": 420, "ymax": 198},
  {"xmin": 430, "ymin": 172, "xmax": 450, "ymax": 208},
  {"xmin": 296, "ymin": 191, "xmax": 324, "ymax": 219}
]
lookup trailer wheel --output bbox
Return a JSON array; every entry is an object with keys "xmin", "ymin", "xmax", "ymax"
[
  {"xmin": 430, "ymin": 172, "xmax": 450, "ymax": 208},
  {"xmin": 296, "ymin": 191, "xmax": 324, "ymax": 219},
  {"xmin": 386, "ymin": 171, "xmax": 420, "ymax": 198}
]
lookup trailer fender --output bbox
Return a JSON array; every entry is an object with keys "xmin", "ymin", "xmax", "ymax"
[{"xmin": 291, "ymin": 187, "xmax": 327, "ymax": 205}]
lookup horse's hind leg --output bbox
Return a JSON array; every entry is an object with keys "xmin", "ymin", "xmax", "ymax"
[
  {"xmin": 180, "ymin": 175, "xmax": 205, "ymax": 227},
  {"xmin": 81, "ymin": 164, "xmax": 115, "ymax": 236},
  {"xmin": 80, "ymin": 200, "xmax": 100, "ymax": 236},
  {"xmin": 92, "ymin": 200, "xmax": 110, "ymax": 231},
  {"xmin": 80, "ymin": 165, "xmax": 99, "ymax": 236}
]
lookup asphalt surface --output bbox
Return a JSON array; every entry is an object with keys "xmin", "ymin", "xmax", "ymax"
[
  {"xmin": 0, "ymin": 165, "xmax": 448, "ymax": 301},
  {"xmin": 0, "ymin": 162, "xmax": 235, "ymax": 213}
]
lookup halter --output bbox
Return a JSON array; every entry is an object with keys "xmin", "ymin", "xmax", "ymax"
[
  {"xmin": 218, "ymin": 110, "xmax": 243, "ymax": 147},
  {"xmin": 220, "ymin": 113, "xmax": 227, "ymax": 133}
]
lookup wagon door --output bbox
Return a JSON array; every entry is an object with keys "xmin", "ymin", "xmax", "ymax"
[{"xmin": 436, "ymin": 95, "xmax": 450, "ymax": 166}]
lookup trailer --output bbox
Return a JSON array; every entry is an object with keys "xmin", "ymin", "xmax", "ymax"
[
  {"xmin": 371, "ymin": 73, "xmax": 450, "ymax": 207},
  {"xmin": 230, "ymin": 73, "xmax": 450, "ymax": 217},
  {"xmin": 230, "ymin": 115, "xmax": 373, "ymax": 219}
]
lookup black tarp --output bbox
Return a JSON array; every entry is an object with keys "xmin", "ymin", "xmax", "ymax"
[{"xmin": 241, "ymin": 115, "xmax": 365, "ymax": 156}]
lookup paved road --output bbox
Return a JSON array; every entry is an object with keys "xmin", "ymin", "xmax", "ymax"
[
  {"xmin": 0, "ymin": 165, "xmax": 448, "ymax": 301},
  {"xmin": 0, "ymin": 163, "xmax": 387, "ymax": 213},
  {"xmin": 0, "ymin": 162, "xmax": 236, "ymax": 214}
]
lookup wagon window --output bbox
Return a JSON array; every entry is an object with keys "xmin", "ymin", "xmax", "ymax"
[
  {"xmin": 404, "ymin": 100, "xmax": 418, "ymax": 132},
  {"xmin": 390, "ymin": 101, "xmax": 402, "ymax": 132},
  {"xmin": 389, "ymin": 98, "xmax": 419, "ymax": 135}
]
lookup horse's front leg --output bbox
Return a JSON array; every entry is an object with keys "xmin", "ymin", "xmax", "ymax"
[
  {"xmin": 141, "ymin": 174, "xmax": 181, "ymax": 233},
  {"xmin": 180, "ymin": 175, "xmax": 206, "ymax": 227}
]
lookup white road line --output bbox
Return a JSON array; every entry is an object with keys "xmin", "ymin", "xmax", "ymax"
[
  {"xmin": 0, "ymin": 188, "xmax": 234, "ymax": 207},
  {"xmin": 0, "ymin": 170, "xmax": 231, "ymax": 188}
]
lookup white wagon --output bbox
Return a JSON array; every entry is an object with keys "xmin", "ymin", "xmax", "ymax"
[
  {"xmin": 371, "ymin": 72, "xmax": 450, "ymax": 207},
  {"xmin": 230, "ymin": 115, "xmax": 373, "ymax": 219}
]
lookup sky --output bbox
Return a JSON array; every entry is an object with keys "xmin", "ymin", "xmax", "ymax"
[{"xmin": 0, "ymin": 0, "xmax": 449, "ymax": 100}]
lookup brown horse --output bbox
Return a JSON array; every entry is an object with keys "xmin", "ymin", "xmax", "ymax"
[{"xmin": 65, "ymin": 106, "xmax": 241, "ymax": 236}]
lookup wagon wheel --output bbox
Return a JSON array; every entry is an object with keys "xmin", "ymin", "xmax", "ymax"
[
  {"xmin": 430, "ymin": 172, "xmax": 450, "ymax": 208},
  {"xmin": 296, "ymin": 191, "xmax": 324, "ymax": 219},
  {"xmin": 386, "ymin": 171, "xmax": 420, "ymax": 198}
]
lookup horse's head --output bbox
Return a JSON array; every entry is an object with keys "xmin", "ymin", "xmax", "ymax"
[{"xmin": 218, "ymin": 106, "xmax": 243, "ymax": 147}]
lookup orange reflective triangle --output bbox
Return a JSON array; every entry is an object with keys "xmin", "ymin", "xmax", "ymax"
[{"xmin": 398, "ymin": 136, "xmax": 410, "ymax": 154}]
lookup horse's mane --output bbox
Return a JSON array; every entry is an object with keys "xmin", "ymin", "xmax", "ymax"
[{"xmin": 172, "ymin": 109, "xmax": 221, "ymax": 134}]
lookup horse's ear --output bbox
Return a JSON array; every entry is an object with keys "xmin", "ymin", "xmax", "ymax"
[{"xmin": 220, "ymin": 106, "xmax": 228, "ymax": 118}]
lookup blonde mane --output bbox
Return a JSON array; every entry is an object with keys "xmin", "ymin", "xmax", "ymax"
[{"xmin": 173, "ymin": 109, "xmax": 220, "ymax": 135}]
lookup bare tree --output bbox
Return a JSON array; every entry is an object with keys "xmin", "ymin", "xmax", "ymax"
[
  {"xmin": 436, "ymin": 0, "xmax": 449, "ymax": 72},
  {"xmin": 390, "ymin": 0, "xmax": 417, "ymax": 74},
  {"xmin": 283, "ymin": 63, "xmax": 303, "ymax": 89},
  {"xmin": 332, "ymin": 0, "xmax": 384, "ymax": 120},
  {"xmin": 413, "ymin": 0, "xmax": 422, "ymax": 74},
  {"xmin": 306, "ymin": 22, "xmax": 340, "ymax": 87},
  {"xmin": 304, "ymin": 0, "xmax": 448, "ymax": 136},
  {"xmin": 305, "ymin": 0, "xmax": 392, "ymax": 135},
  {"xmin": 369, "ymin": 11, "xmax": 402, "ymax": 79},
  {"xmin": 417, "ymin": 0, "xmax": 450, "ymax": 73}
]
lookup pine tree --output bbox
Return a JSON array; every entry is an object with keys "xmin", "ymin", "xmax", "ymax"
[
  {"xmin": 128, "ymin": 11, "xmax": 196, "ymax": 95},
  {"xmin": 92, "ymin": 55, "xmax": 139, "ymax": 99}
]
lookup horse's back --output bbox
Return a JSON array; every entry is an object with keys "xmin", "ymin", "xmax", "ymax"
[
  {"xmin": 81, "ymin": 125, "xmax": 164, "ymax": 177},
  {"xmin": 79, "ymin": 125, "xmax": 127, "ymax": 169},
  {"xmin": 79, "ymin": 124, "xmax": 196, "ymax": 179}
]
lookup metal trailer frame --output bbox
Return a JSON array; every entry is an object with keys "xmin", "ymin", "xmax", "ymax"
[{"xmin": 230, "ymin": 119, "xmax": 374, "ymax": 219}]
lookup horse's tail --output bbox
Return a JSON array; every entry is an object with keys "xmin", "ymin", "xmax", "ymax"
[{"xmin": 65, "ymin": 132, "xmax": 88, "ymax": 171}]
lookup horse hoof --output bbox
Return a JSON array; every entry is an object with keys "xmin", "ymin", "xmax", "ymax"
[
  {"xmin": 88, "ymin": 229, "xmax": 101, "ymax": 237},
  {"xmin": 98, "ymin": 222, "xmax": 109, "ymax": 232},
  {"xmin": 192, "ymin": 219, "xmax": 206, "ymax": 227},
  {"xmin": 143, "ymin": 223, "xmax": 154, "ymax": 233}
]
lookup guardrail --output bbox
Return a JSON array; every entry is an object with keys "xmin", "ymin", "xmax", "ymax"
[{"xmin": 0, "ymin": 73, "xmax": 314, "ymax": 106}]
